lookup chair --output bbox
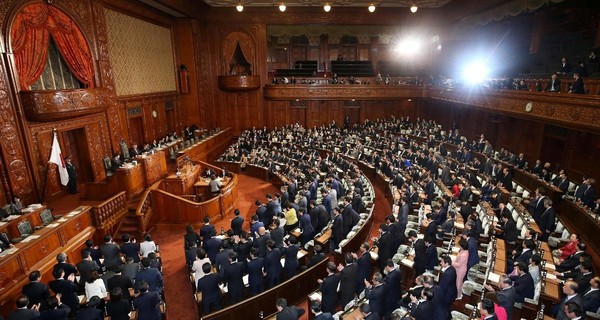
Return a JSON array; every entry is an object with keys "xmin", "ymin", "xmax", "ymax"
[
  {"xmin": 39, "ymin": 209, "xmax": 53, "ymax": 226},
  {"xmin": 103, "ymin": 156, "xmax": 112, "ymax": 176},
  {"xmin": 17, "ymin": 220, "xmax": 33, "ymax": 237}
]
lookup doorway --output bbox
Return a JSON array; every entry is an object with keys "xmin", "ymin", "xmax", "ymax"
[{"xmin": 61, "ymin": 128, "xmax": 93, "ymax": 184}]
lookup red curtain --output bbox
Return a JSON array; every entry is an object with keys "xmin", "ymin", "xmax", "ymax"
[{"xmin": 11, "ymin": 3, "xmax": 93, "ymax": 90}]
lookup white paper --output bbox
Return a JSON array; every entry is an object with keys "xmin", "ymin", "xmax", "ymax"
[
  {"xmin": 401, "ymin": 258, "xmax": 414, "ymax": 267},
  {"xmin": 487, "ymin": 272, "xmax": 500, "ymax": 283}
]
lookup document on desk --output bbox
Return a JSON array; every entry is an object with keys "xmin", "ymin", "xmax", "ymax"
[
  {"xmin": 45, "ymin": 223, "xmax": 60, "ymax": 228},
  {"xmin": 21, "ymin": 235, "xmax": 41, "ymax": 243},
  {"xmin": 487, "ymin": 272, "xmax": 500, "ymax": 283},
  {"xmin": 309, "ymin": 292, "xmax": 322, "ymax": 302},
  {"xmin": 0, "ymin": 247, "xmax": 17, "ymax": 257},
  {"xmin": 401, "ymin": 258, "xmax": 414, "ymax": 267}
]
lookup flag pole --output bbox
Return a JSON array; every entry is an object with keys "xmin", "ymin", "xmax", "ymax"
[{"xmin": 41, "ymin": 129, "xmax": 57, "ymax": 204}]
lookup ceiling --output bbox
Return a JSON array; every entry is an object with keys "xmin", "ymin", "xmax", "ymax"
[{"xmin": 202, "ymin": 0, "xmax": 454, "ymax": 8}]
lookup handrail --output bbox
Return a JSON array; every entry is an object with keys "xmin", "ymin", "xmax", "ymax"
[
  {"xmin": 91, "ymin": 191, "xmax": 127, "ymax": 230},
  {"xmin": 135, "ymin": 181, "xmax": 161, "ymax": 235}
]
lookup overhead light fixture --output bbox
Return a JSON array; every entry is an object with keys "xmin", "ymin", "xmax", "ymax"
[
  {"xmin": 324, "ymin": 3, "xmax": 331, "ymax": 12},
  {"xmin": 279, "ymin": 2, "xmax": 286, "ymax": 12},
  {"xmin": 410, "ymin": 4, "xmax": 418, "ymax": 13},
  {"xmin": 236, "ymin": 3, "xmax": 244, "ymax": 12},
  {"xmin": 368, "ymin": 4, "xmax": 376, "ymax": 13}
]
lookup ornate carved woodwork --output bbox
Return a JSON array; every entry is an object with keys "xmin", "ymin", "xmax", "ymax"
[
  {"xmin": 20, "ymin": 88, "xmax": 111, "ymax": 122},
  {"xmin": 218, "ymin": 75, "xmax": 261, "ymax": 91}
]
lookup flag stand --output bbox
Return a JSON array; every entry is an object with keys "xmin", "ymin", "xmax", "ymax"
[{"xmin": 41, "ymin": 129, "xmax": 60, "ymax": 204}]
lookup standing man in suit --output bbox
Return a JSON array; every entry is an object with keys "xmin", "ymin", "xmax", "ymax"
[
  {"xmin": 318, "ymin": 262, "xmax": 340, "ymax": 314},
  {"xmin": 341, "ymin": 197, "xmax": 359, "ymax": 237},
  {"xmin": 265, "ymin": 240, "xmax": 282, "ymax": 288},
  {"xmin": 230, "ymin": 209, "xmax": 244, "ymax": 236},
  {"xmin": 8, "ymin": 295, "xmax": 40, "ymax": 320},
  {"xmin": 282, "ymin": 236, "xmax": 300, "ymax": 280},
  {"xmin": 133, "ymin": 280, "xmax": 162, "ymax": 320},
  {"xmin": 65, "ymin": 157, "xmax": 77, "ymax": 194},
  {"xmin": 410, "ymin": 287, "xmax": 434, "ymax": 319},
  {"xmin": 120, "ymin": 234, "xmax": 140, "ymax": 263},
  {"xmin": 76, "ymin": 250, "xmax": 100, "ymax": 287},
  {"xmin": 438, "ymin": 255, "xmax": 458, "ymax": 306},
  {"xmin": 200, "ymin": 216, "xmax": 216, "ymax": 242},
  {"xmin": 330, "ymin": 207, "xmax": 344, "ymax": 251},
  {"xmin": 409, "ymin": 231, "xmax": 427, "ymax": 276},
  {"xmin": 253, "ymin": 227, "xmax": 271, "ymax": 259},
  {"xmin": 52, "ymin": 252, "xmax": 77, "ymax": 279},
  {"xmin": 107, "ymin": 265, "xmax": 134, "ymax": 301},
  {"xmin": 583, "ymin": 276, "xmax": 600, "ymax": 313},
  {"xmin": 539, "ymin": 199, "xmax": 556, "ymax": 241},
  {"xmin": 338, "ymin": 253, "xmax": 358, "ymax": 308},
  {"xmin": 497, "ymin": 213, "xmax": 518, "ymax": 245},
  {"xmin": 275, "ymin": 298, "xmax": 305, "ymax": 320},
  {"xmin": 223, "ymin": 252, "xmax": 245, "ymax": 304},
  {"xmin": 100, "ymin": 234, "xmax": 122, "ymax": 270},
  {"xmin": 39, "ymin": 295, "xmax": 70, "ymax": 320},
  {"xmin": 310, "ymin": 301, "xmax": 333, "ymax": 320},
  {"xmin": 246, "ymin": 248, "xmax": 265, "ymax": 295},
  {"xmin": 354, "ymin": 243, "xmax": 372, "ymax": 295},
  {"xmin": 373, "ymin": 224, "xmax": 392, "ymax": 273},
  {"xmin": 49, "ymin": 268, "xmax": 79, "ymax": 317},
  {"xmin": 136, "ymin": 258, "xmax": 163, "ymax": 293},
  {"xmin": 512, "ymin": 262, "xmax": 535, "ymax": 302},
  {"xmin": 364, "ymin": 272, "xmax": 386, "ymax": 316},
  {"xmin": 21, "ymin": 270, "xmax": 50, "ymax": 310},
  {"xmin": 424, "ymin": 237, "xmax": 439, "ymax": 273},
  {"xmin": 196, "ymin": 263, "xmax": 222, "ymax": 315},
  {"xmin": 384, "ymin": 259, "xmax": 402, "ymax": 316}
]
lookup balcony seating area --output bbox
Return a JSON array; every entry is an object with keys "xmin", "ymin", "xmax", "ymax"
[{"xmin": 331, "ymin": 60, "xmax": 374, "ymax": 76}]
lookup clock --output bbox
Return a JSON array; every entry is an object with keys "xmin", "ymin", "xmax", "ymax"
[
  {"xmin": 525, "ymin": 102, "xmax": 533, "ymax": 113},
  {"xmin": 152, "ymin": 110, "xmax": 158, "ymax": 118}
]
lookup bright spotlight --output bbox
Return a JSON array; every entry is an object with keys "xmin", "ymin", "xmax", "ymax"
[
  {"xmin": 368, "ymin": 4, "xmax": 376, "ymax": 12},
  {"xmin": 324, "ymin": 4, "xmax": 331, "ymax": 12},
  {"xmin": 410, "ymin": 4, "xmax": 418, "ymax": 13},
  {"xmin": 236, "ymin": 4, "xmax": 244, "ymax": 12},
  {"xmin": 279, "ymin": 3, "xmax": 286, "ymax": 12},
  {"xmin": 462, "ymin": 61, "xmax": 489, "ymax": 85},
  {"xmin": 394, "ymin": 38, "xmax": 422, "ymax": 56}
]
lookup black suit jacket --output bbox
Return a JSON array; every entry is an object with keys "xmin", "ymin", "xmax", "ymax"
[
  {"xmin": 100, "ymin": 243, "xmax": 121, "ymax": 269},
  {"xmin": 339, "ymin": 263, "xmax": 358, "ymax": 308},
  {"xmin": 331, "ymin": 214, "xmax": 344, "ymax": 247},
  {"xmin": 253, "ymin": 234, "xmax": 270, "ymax": 258},
  {"xmin": 73, "ymin": 306, "xmax": 102, "ymax": 320},
  {"xmin": 107, "ymin": 274, "xmax": 133, "ymax": 298},
  {"xmin": 439, "ymin": 267, "xmax": 457, "ymax": 305},
  {"xmin": 275, "ymin": 306, "xmax": 305, "ymax": 320},
  {"xmin": 557, "ymin": 251, "xmax": 583, "ymax": 273},
  {"xmin": 76, "ymin": 260, "xmax": 100, "ymax": 286},
  {"xmin": 22, "ymin": 281, "xmax": 50, "ymax": 309},
  {"xmin": 40, "ymin": 305, "xmax": 70, "ymax": 320},
  {"xmin": 501, "ymin": 219, "xmax": 518, "ymax": 243},
  {"xmin": 8, "ymin": 308, "xmax": 40, "ymax": 320},
  {"xmin": 246, "ymin": 257, "xmax": 265, "ymax": 294},
  {"xmin": 120, "ymin": 242, "xmax": 140, "ymax": 263},
  {"xmin": 196, "ymin": 273, "xmax": 222, "ymax": 309},
  {"xmin": 365, "ymin": 284, "xmax": 386, "ymax": 315},
  {"xmin": 513, "ymin": 273, "xmax": 535, "ymax": 302},
  {"xmin": 230, "ymin": 216, "xmax": 244, "ymax": 235},
  {"xmin": 384, "ymin": 268, "xmax": 402, "ymax": 314},
  {"xmin": 270, "ymin": 228, "xmax": 285, "ymax": 248},
  {"xmin": 320, "ymin": 273, "xmax": 340, "ymax": 313},
  {"xmin": 413, "ymin": 239, "xmax": 427, "ymax": 273},
  {"xmin": 223, "ymin": 261, "xmax": 245, "ymax": 303},
  {"xmin": 583, "ymin": 289, "xmax": 600, "ymax": 312},
  {"xmin": 49, "ymin": 279, "xmax": 79, "ymax": 313},
  {"xmin": 200, "ymin": 224, "xmax": 216, "ymax": 241},
  {"xmin": 411, "ymin": 300, "xmax": 434, "ymax": 319},
  {"xmin": 545, "ymin": 78, "xmax": 562, "ymax": 92},
  {"xmin": 133, "ymin": 291, "xmax": 161, "ymax": 320}
]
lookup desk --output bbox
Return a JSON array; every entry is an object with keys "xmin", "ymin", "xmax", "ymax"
[
  {"xmin": 162, "ymin": 164, "xmax": 201, "ymax": 195},
  {"xmin": 0, "ymin": 205, "xmax": 46, "ymax": 240},
  {"xmin": 137, "ymin": 150, "xmax": 168, "ymax": 186},
  {"xmin": 557, "ymin": 200, "xmax": 600, "ymax": 272},
  {"xmin": 194, "ymin": 177, "xmax": 232, "ymax": 196},
  {"xmin": 513, "ymin": 169, "xmax": 563, "ymax": 204},
  {"xmin": 0, "ymin": 206, "xmax": 94, "ymax": 316},
  {"xmin": 115, "ymin": 163, "xmax": 145, "ymax": 198},
  {"xmin": 176, "ymin": 129, "xmax": 232, "ymax": 167}
]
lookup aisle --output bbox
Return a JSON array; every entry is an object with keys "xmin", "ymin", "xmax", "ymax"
[{"xmin": 155, "ymin": 174, "xmax": 278, "ymax": 320}]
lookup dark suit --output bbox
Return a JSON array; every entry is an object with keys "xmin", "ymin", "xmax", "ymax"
[
  {"xmin": 376, "ymin": 232, "xmax": 393, "ymax": 272},
  {"xmin": 49, "ymin": 279, "xmax": 79, "ymax": 315},
  {"xmin": 200, "ymin": 224, "xmax": 216, "ymax": 241},
  {"xmin": 583, "ymin": 288, "xmax": 600, "ymax": 312},
  {"xmin": 413, "ymin": 239, "xmax": 427, "ymax": 275},
  {"xmin": 40, "ymin": 305, "xmax": 70, "ymax": 320},
  {"xmin": 513, "ymin": 273, "xmax": 535, "ymax": 302},
  {"xmin": 384, "ymin": 268, "xmax": 402, "ymax": 315},
  {"xmin": 203, "ymin": 237, "xmax": 222, "ymax": 263},
  {"xmin": 355, "ymin": 252, "xmax": 372, "ymax": 295},
  {"xmin": 73, "ymin": 306, "xmax": 102, "ymax": 320},
  {"xmin": 545, "ymin": 78, "xmax": 561, "ymax": 92},
  {"xmin": 136, "ymin": 268, "xmax": 163, "ymax": 292},
  {"xmin": 439, "ymin": 266, "xmax": 458, "ymax": 305},
  {"xmin": 320, "ymin": 273, "xmax": 340, "ymax": 313},
  {"xmin": 76, "ymin": 260, "xmax": 100, "ymax": 286},
  {"xmin": 197, "ymin": 273, "xmax": 221, "ymax": 314},
  {"xmin": 22, "ymin": 281, "xmax": 50, "ymax": 310},
  {"xmin": 431, "ymin": 285, "xmax": 450, "ymax": 320},
  {"xmin": 309, "ymin": 252, "xmax": 326, "ymax": 267},
  {"xmin": 341, "ymin": 205, "xmax": 359, "ymax": 236},
  {"xmin": 275, "ymin": 306, "xmax": 305, "ymax": 320},
  {"xmin": 496, "ymin": 286, "xmax": 516, "ymax": 319},
  {"xmin": 223, "ymin": 261, "xmax": 245, "ymax": 304},
  {"xmin": 424, "ymin": 244, "xmax": 438, "ymax": 271},
  {"xmin": 556, "ymin": 294, "xmax": 583, "ymax": 320},
  {"xmin": 539, "ymin": 207, "xmax": 556, "ymax": 240},
  {"xmin": 100, "ymin": 243, "xmax": 121, "ymax": 269},
  {"xmin": 270, "ymin": 227, "xmax": 285, "ymax": 248},
  {"xmin": 120, "ymin": 242, "xmax": 140, "ymax": 263},
  {"xmin": 52, "ymin": 263, "xmax": 77, "ymax": 279},
  {"xmin": 282, "ymin": 245, "xmax": 299, "ymax": 279},
  {"xmin": 107, "ymin": 274, "xmax": 133, "ymax": 299},
  {"xmin": 265, "ymin": 248, "xmax": 282, "ymax": 288},
  {"xmin": 570, "ymin": 77, "xmax": 585, "ymax": 94},
  {"xmin": 331, "ymin": 214, "xmax": 344, "ymax": 249},
  {"xmin": 230, "ymin": 216, "xmax": 244, "ymax": 236},
  {"xmin": 365, "ymin": 284, "xmax": 386, "ymax": 315},
  {"xmin": 253, "ymin": 234, "xmax": 270, "ymax": 258},
  {"xmin": 314, "ymin": 313, "xmax": 334, "ymax": 320},
  {"xmin": 339, "ymin": 263, "xmax": 358, "ymax": 308},
  {"xmin": 501, "ymin": 219, "xmax": 518, "ymax": 244},
  {"xmin": 133, "ymin": 291, "xmax": 162, "ymax": 320},
  {"xmin": 411, "ymin": 300, "xmax": 434, "ymax": 319},
  {"xmin": 8, "ymin": 308, "xmax": 40, "ymax": 320},
  {"xmin": 246, "ymin": 257, "xmax": 265, "ymax": 295}
]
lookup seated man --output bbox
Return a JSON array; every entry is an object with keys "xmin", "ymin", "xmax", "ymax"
[{"xmin": 545, "ymin": 73, "xmax": 561, "ymax": 92}]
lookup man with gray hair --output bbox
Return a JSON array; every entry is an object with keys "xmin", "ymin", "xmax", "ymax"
[{"xmin": 52, "ymin": 252, "xmax": 77, "ymax": 278}]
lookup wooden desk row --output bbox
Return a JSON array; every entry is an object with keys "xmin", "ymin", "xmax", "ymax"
[
  {"xmin": 0, "ymin": 206, "xmax": 94, "ymax": 316},
  {"xmin": 176, "ymin": 128, "xmax": 233, "ymax": 167},
  {"xmin": 0, "ymin": 205, "xmax": 47, "ymax": 241}
]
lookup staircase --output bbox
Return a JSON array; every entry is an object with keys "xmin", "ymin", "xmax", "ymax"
[{"xmin": 113, "ymin": 194, "xmax": 146, "ymax": 242}]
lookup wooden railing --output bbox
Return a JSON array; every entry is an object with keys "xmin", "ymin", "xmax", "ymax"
[
  {"xmin": 91, "ymin": 191, "xmax": 128, "ymax": 240},
  {"xmin": 136, "ymin": 182, "xmax": 160, "ymax": 235}
]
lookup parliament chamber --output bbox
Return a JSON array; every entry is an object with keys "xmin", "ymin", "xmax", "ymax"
[{"xmin": 0, "ymin": 0, "xmax": 600, "ymax": 319}]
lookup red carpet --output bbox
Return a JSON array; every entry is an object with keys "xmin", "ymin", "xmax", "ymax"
[{"xmin": 154, "ymin": 174, "xmax": 278, "ymax": 320}]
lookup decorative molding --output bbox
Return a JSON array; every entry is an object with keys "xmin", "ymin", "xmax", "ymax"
[
  {"xmin": 264, "ymin": 84, "xmax": 425, "ymax": 100},
  {"xmin": 20, "ymin": 88, "xmax": 111, "ymax": 122},
  {"xmin": 218, "ymin": 76, "xmax": 261, "ymax": 91}
]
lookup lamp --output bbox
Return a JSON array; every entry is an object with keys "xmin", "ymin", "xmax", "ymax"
[
  {"xmin": 324, "ymin": 3, "xmax": 331, "ymax": 12},
  {"xmin": 279, "ymin": 2, "xmax": 286, "ymax": 12},
  {"xmin": 368, "ymin": 4, "xmax": 376, "ymax": 12},
  {"xmin": 236, "ymin": 3, "xmax": 244, "ymax": 12},
  {"xmin": 410, "ymin": 4, "xmax": 418, "ymax": 13}
]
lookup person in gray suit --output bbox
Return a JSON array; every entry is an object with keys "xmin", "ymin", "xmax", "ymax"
[{"xmin": 485, "ymin": 274, "xmax": 517, "ymax": 319}]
